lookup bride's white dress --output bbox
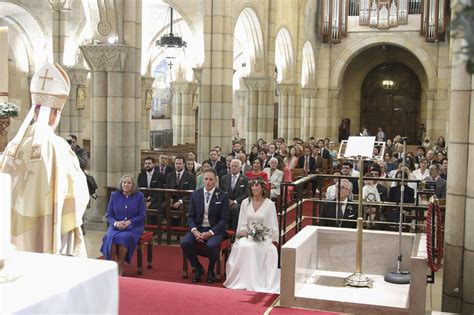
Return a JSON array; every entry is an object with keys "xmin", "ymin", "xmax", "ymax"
[{"xmin": 223, "ymin": 198, "xmax": 280, "ymax": 293}]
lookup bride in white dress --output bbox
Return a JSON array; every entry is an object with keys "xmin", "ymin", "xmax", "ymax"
[{"xmin": 223, "ymin": 178, "xmax": 280, "ymax": 293}]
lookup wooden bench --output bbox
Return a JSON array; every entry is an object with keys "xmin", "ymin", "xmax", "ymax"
[{"xmin": 136, "ymin": 231, "xmax": 154, "ymax": 275}]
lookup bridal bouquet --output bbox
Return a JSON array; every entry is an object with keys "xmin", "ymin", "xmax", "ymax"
[{"xmin": 238, "ymin": 223, "xmax": 270, "ymax": 242}]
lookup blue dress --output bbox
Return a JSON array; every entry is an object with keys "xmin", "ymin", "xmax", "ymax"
[{"xmin": 100, "ymin": 191, "xmax": 145, "ymax": 264}]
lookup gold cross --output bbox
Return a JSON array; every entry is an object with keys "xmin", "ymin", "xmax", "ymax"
[{"xmin": 39, "ymin": 68, "xmax": 53, "ymax": 90}]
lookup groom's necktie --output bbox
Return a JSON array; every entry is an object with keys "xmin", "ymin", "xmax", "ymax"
[
  {"xmin": 205, "ymin": 191, "xmax": 211, "ymax": 203},
  {"xmin": 337, "ymin": 204, "xmax": 343, "ymax": 227}
]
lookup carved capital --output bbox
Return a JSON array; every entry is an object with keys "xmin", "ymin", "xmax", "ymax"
[
  {"xmin": 301, "ymin": 87, "xmax": 318, "ymax": 98},
  {"xmin": 170, "ymin": 81, "xmax": 198, "ymax": 94},
  {"xmin": 79, "ymin": 44, "xmax": 128, "ymax": 72},
  {"xmin": 426, "ymin": 89, "xmax": 436, "ymax": 101},
  {"xmin": 277, "ymin": 83, "xmax": 299, "ymax": 95},
  {"xmin": 242, "ymin": 77, "xmax": 271, "ymax": 91},
  {"xmin": 48, "ymin": 0, "xmax": 67, "ymax": 10},
  {"xmin": 329, "ymin": 88, "xmax": 341, "ymax": 99},
  {"xmin": 64, "ymin": 67, "xmax": 89, "ymax": 86},
  {"xmin": 141, "ymin": 76, "xmax": 154, "ymax": 91}
]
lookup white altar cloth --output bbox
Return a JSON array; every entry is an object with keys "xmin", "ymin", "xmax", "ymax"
[{"xmin": 0, "ymin": 251, "xmax": 118, "ymax": 314}]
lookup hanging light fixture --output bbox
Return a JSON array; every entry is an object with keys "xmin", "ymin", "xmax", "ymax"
[
  {"xmin": 382, "ymin": 79, "xmax": 394, "ymax": 89},
  {"xmin": 156, "ymin": 6, "xmax": 187, "ymax": 63}
]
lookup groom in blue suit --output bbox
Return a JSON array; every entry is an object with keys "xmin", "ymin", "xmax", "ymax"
[{"xmin": 180, "ymin": 168, "xmax": 230, "ymax": 283}]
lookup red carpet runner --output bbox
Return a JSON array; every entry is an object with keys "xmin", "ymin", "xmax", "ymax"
[{"xmin": 117, "ymin": 200, "xmax": 337, "ymax": 314}]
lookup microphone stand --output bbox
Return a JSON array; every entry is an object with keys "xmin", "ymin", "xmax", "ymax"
[{"xmin": 385, "ymin": 108, "xmax": 411, "ymax": 284}]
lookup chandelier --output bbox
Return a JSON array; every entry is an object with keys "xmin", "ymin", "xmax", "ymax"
[
  {"xmin": 382, "ymin": 80, "xmax": 394, "ymax": 90},
  {"xmin": 155, "ymin": 7, "xmax": 187, "ymax": 62}
]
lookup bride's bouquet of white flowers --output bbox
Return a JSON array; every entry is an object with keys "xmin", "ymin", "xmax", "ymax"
[{"xmin": 238, "ymin": 222, "xmax": 270, "ymax": 242}]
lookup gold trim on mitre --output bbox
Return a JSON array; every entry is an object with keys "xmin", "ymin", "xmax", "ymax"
[{"xmin": 30, "ymin": 63, "xmax": 71, "ymax": 110}]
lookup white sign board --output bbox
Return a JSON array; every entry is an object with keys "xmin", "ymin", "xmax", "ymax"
[{"xmin": 343, "ymin": 136, "xmax": 376, "ymax": 158}]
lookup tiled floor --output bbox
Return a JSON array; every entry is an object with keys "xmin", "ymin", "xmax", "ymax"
[{"xmin": 84, "ymin": 229, "xmax": 443, "ymax": 312}]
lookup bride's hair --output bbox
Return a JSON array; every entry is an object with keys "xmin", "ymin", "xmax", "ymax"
[{"xmin": 249, "ymin": 177, "xmax": 269, "ymax": 199}]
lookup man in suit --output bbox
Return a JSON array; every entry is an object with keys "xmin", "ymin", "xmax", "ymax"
[
  {"xmin": 137, "ymin": 156, "xmax": 166, "ymax": 209},
  {"xmin": 180, "ymin": 168, "xmax": 230, "ymax": 283},
  {"xmin": 341, "ymin": 161, "xmax": 359, "ymax": 194},
  {"xmin": 267, "ymin": 143, "xmax": 280, "ymax": 160},
  {"xmin": 214, "ymin": 146, "xmax": 227, "ymax": 164},
  {"xmin": 157, "ymin": 154, "xmax": 174, "ymax": 186},
  {"xmin": 220, "ymin": 159, "xmax": 250, "ymax": 230},
  {"xmin": 166, "ymin": 156, "xmax": 196, "ymax": 210},
  {"xmin": 427, "ymin": 163, "xmax": 446, "ymax": 199},
  {"xmin": 237, "ymin": 152, "xmax": 251, "ymax": 174},
  {"xmin": 209, "ymin": 149, "xmax": 226, "ymax": 175},
  {"xmin": 218, "ymin": 154, "xmax": 233, "ymax": 179},
  {"xmin": 297, "ymin": 146, "xmax": 316, "ymax": 175},
  {"xmin": 321, "ymin": 179, "xmax": 357, "ymax": 228},
  {"xmin": 317, "ymin": 139, "xmax": 331, "ymax": 160}
]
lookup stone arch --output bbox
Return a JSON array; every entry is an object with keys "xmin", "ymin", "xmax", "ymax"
[
  {"xmin": 329, "ymin": 35, "xmax": 437, "ymax": 90},
  {"xmin": 0, "ymin": 1, "xmax": 50, "ymax": 73},
  {"xmin": 301, "ymin": 41, "xmax": 316, "ymax": 87},
  {"xmin": 275, "ymin": 27, "xmax": 295, "ymax": 83},
  {"xmin": 233, "ymin": 6, "xmax": 265, "ymax": 76}
]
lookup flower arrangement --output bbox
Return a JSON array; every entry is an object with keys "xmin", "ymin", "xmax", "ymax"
[
  {"xmin": 238, "ymin": 222, "xmax": 270, "ymax": 242},
  {"xmin": 0, "ymin": 102, "xmax": 20, "ymax": 117}
]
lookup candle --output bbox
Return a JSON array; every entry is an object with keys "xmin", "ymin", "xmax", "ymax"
[{"xmin": 0, "ymin": 173, "xmax": 12, "ymax": 259}]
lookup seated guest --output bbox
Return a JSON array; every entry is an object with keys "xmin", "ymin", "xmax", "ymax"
[
  {"xmin": 209, "ymin": 149, "xmax": 226, "ymax": 174},
  {"xmin": 180, "ymin": 169, "xmax": 230, "ymax": 283},
  {"xmin": 263, "ymin": 157, "xmax": 284, "ymax": 199},
  {"xmin": 412, "ymin": 158, "xmax": 430, "ymax": 181},
  {"xmin": 157, "ymin": 154, "xmax": 174, "ymax": 177},
  {"xmin": 218, "ymin": 154, "xmax": 234, "ymax": 178},
  {"xmin": 284, "ymin": 145, "xmax": 299, "ymax": 169},
  {"xmin": 427, "ymin": 163, "xmax": 446, "ymax": 199},
  {"xmin": 369, "ymin": 166, "xmax": 389, "ymax": 201},
  {"xmin": 101, "ymin": 175, "xmax": 145, "ymax": 275},
  {"xmin": 185, "ymin": 159, "xmax": 197, "ymax": 176},
  {"xmin": 237, "ymin": 152, "xmax": 251, "ymax": 174},
  {"xmin": 224, "ymin": 178, "xmax": 280, "ymax": 293},
  {"xmin": 197, "ymin": 160, "xmax": 220, "ymax": 189},
  {"xmin": 166, "ymin": 156, "xmax": 197, "ymax": 211},
  {"xmin": 386, "ymin": 171, "xmax": 415, "ymax": 223},
  {"xmin": 414, "ymin": 146, "xmax": 426, "ymax": 166},
  {"xmin": 296, "ymin": 145, "xmax": 316, "ymax": 175},
  {"xmin": 187, "ymin": 151, "xmax": 202, "ymax": 173},
  {"xmin": 245, "ymin": 158, "xmax": 270, "ymax": 190},
  {"xmin": 137, "ymin": 157, "xmax": 165, "ymax": 209},
  {"xmin": 320, "ymin": 179, "xmax": 357, "ymax": 228},
  {"xmin": 440, "ymin": 158, "xmax": 448, "ymax": 180},
  {"xmin": 248, "ymin": 145, "xmax": 259, "ymax": 164},
  {"xmin": 325, "ymin": 170, "xmax": 342, "ymax": 200},
  {"xmin": 341, "ymin": 161, "xmax": 359, "ymax": 195},
  {"xmin": 258, "ymin": 148, "xmax": 269, "ymax": 169},
  {"xmin": 220, "ymin": 159, "xmax": 250, "ymax": 230}
]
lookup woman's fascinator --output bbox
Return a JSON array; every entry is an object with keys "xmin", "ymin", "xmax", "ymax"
[{"xmin": 5, "ymin": 63, "xmax": 70, "ymax": 159}]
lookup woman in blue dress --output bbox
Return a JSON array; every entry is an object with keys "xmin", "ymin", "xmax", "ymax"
[{"xmin": 100, "ymin": 175, "xmax": 145, "ymax": 275}]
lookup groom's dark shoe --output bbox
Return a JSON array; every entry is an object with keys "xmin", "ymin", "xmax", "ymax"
[
  {"xmin": 192, "ymin": 264, "xmax": 204, "ymax": 283},
  {"xmin": 207, "ymin": 268, "xmax": 216, "ymax": 283}
]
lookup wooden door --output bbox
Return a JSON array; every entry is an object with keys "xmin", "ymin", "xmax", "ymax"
[{"xmin": 360, "ymin": 62, "xmax": 421, "ymax": 144}]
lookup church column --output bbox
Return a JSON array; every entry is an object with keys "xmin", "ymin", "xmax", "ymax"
[
  {"xmin": 80, "ymin": 44, "xmax": 128, "ymax": 225},
  {"xmin": 197, "ymin": 1, "xmax": 233, "ymax": 162},
  {"xmin": 141, "ymin": 76, "xmax": 153, "ymax": 149},
  {"xmin": 278, "ymin": 83, "xmax": 300, "ymax": 141},
  {"xmin": 170, "ymin": 80, "xmax": 198, "ymax": 145},
  {"xmin": 442, "ymin": 20, "xmax": 474, "ymax": 312},
  {"xmin": 235, "ymin": 89, "xmax": 248, "ymax": 141},
  {"xmin": 277, "ymin": 84, "xmax": 289, "ymax": 140},
  {"xmin": 328, "ymin": 88, "xmax": 341, "ymax": 140},
  {"xmin": 302, "ymin": 87, "xmax": 318, "ymax": 139},
  {"xmin": 243, "ymin": 77, "xmax": 272, "ymax": 147},
  {"xmin": 48, "ymin": 0, "xmax": 69, "ymax": 64},
  {"xmin": 425, "ymin": 89, "xmax": 436, "ymax": 141},
  {"xmin": 62, "ymin": 67, "xmax": 89, "ymax": 141}
]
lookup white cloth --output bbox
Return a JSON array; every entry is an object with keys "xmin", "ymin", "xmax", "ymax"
[
  {"xmin": 0, "ymin": 251, "xmax": 118, "ymax": 314},
  {"xmin": 412, "ymin": 168, "xmax": 430, "ymax": 181},
  {"xmin": 224, "ymin": 198, "xmax": 280, "ymax": 293},
  {"xmin": 146, "ymin": 168, "xmax": 154, "ymax": 188}
]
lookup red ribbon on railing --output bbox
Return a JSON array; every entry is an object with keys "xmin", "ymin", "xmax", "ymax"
[{"xmin": 426, "ymin": 197, "xmax": 444, "ymax": 272}]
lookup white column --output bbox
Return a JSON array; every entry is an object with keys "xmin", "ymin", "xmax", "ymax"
[
  {"xmin": 328, "ymin": 88, "xmax": 341, "ymax": 140},
  {"xmin": 236, "ymin": 89, "xmax": 248, "ymax": 141},
  {"xmin": 442, "ymin": 19, "xmax": 474, "ymax": 312},
  {"xmin": 80, "ymin": 44, "xmax": 128, "ymax": 225},
  {"xmin": 62, "ymin": 67, "xmax": 89, "ymax": 140},
  {"xmin": 0, "ymin": 27, "xmax": 8, "ymax": 102},
  {"xmin": 48, "ymin": 0, "xmax": 69, "ymax": 64},
  {"xmin": 243, "ymin": 77, "xmax": 271, "ymax": 146}
]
